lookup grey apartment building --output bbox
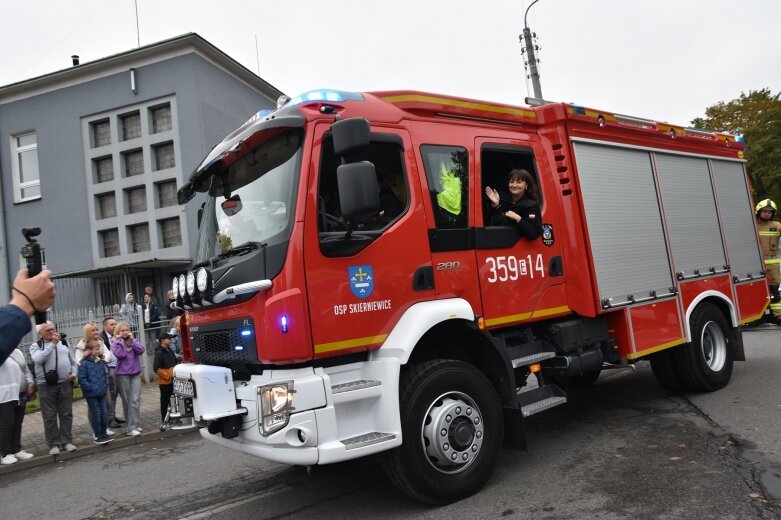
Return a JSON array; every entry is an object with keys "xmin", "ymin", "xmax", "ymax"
[{"xmin": 0, "ymin": 33, "xmax": 282, "ymax": 308}]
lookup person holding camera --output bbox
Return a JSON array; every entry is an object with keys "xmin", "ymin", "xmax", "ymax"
[
  {"xmin": 1, "ymin": 269, "xmax": 56, "ymax": 366},
  {"xmin": 30, "ymin": 321, "xmax": 78, "ymax": 455}
]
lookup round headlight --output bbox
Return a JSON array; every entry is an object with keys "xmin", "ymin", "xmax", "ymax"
[
  {"xmin": 178, "ymin": 274, "xmax": 187, "ymax": 298},
  {"xmin": 196, "ymin": 267, "xmax": 210, "ymax": 293},
  {"xmin": 171, "ymin": 277, "xmax": 179, "ymax": 298},
  {"xmin": 186, "ymin": 271, "xmax": 196, "ymax": 296}
]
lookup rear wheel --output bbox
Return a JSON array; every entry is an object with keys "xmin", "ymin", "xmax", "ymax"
[
  {"xmin": 381, "ymin": 360, "xmax": 503, "ymax": 505},
  {"xmin": 675, "ymin": 302, "xmax": 734, "ymax": 392},
  {"xmin": 649, "ymin": 348, "xmax": 685, "ymax": 391}
]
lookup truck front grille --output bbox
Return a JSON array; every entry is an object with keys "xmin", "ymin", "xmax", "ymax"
[{"xmin": 191, "ymin": 319, "xmax": 258, "ymax": 366}]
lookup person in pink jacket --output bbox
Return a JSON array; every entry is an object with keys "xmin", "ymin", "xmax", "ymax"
[{"xmin": 110, "ymin": 322, "xmax": 145, "ymax": 436}]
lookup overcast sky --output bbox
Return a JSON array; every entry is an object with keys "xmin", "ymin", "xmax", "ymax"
[{"xmin": 2, "ymin": 0, "xmax": 780, "ymax": 128}]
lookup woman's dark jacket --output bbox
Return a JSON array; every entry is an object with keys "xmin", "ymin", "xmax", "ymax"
[{"xmin": 490, "ymin": 191, "xmax": 543, "ymax": 239}]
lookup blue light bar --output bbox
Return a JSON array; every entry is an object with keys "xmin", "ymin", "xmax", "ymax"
[{"xmin": 286, "ymin": 89, "xmax": 364, "ymax": 108}]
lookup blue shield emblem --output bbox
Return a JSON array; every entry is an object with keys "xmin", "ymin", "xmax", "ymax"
[{"xmin": 348, "ymin": 265, "xmax": 374, "ymax": 299}]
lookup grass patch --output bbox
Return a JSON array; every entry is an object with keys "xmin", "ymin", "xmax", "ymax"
[{"xmin": 25, "ymin": 385, "xmax": 84, "ymax": 414}]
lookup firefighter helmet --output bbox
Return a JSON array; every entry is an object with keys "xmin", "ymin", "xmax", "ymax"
[{"xmin": 756, "ymin": 199, "xmax": 777, "ymax": 219}]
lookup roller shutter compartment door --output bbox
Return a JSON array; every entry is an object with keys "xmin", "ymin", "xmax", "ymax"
[
  {"xmin": 654, "ymin": 154, "xmax": 726, "ymax": 279},
  {"xmin": 573, "ymin": 142, "xmax": 673, "ymax": 306},
  {"xmin": 711, "ymin": 160, "xmax": 763, "ymax": 281}
]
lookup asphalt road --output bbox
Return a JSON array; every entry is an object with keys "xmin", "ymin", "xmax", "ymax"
[{"xmin": 2, "ymin": 328, "xmax": 780, "ymax": 520}]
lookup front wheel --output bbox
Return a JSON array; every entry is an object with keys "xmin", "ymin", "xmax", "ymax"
[
  {"xmin": 675, "ymin": 302, "xmax": 734, "ymax": 392},
  {"xmin": 381, "ymin": 360, "xmax": 503, "ymax": 505}
]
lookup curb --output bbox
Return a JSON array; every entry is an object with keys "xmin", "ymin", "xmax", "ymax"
[{"xmin": 0, "ymin": 426, "xmax": 199, "ymax": 476}]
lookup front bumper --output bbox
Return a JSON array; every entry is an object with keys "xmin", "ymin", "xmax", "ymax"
[{"xmin": 172, "ymin": 360, "xmax": 401, "ymax": 465}]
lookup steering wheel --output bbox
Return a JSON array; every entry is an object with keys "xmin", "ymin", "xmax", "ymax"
[{"xmin": 324, "ymin": 212, "xmax": 348, "ymax": 231}]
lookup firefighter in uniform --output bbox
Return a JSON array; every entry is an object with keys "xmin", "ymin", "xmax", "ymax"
[{"xmin": 756, "ymin": 199, "xmax": 781, "ymax": 323}]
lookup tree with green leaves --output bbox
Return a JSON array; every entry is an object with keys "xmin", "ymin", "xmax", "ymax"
[{"xmin": 691, "ymin": 88, "xmax": 781, "ymax": 203}]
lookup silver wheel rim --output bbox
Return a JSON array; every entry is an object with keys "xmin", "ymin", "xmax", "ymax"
[
  {"xmin": 700, "ymin": 320, "xmax": 726, "ymax": 372},
  {"xmin": 420, "ymin": 391, "xmax": 484, "ymax": 474}
]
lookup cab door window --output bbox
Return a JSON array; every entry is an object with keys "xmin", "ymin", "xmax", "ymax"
[
  {"xmin": 480, "ymin": 145, "xmax": 542, "ymax": 228},
  {"xmin": 421, "ymin": 145, "xmax": 469, "ymax": 229},
  {"xmin": 317, "ymin": 133, "xmax": 408, "ymax": 256}
]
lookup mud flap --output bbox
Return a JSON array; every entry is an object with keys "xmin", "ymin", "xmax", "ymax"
[
  {"xmin": 503, "ymin": 408, "xmax": 527, "ymax": 451},
  {"xmin": 732, "ymin": 327, "xmax": 746, "ymax": 362}
]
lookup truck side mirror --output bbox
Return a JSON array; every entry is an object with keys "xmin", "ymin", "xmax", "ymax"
[
  {"xmin": 332, "ymin": 118, "xmax": 370, "ymax": 156},
  {"xmin": 337, "ymin": 162, "xmax": 379, "ymax": 218}
]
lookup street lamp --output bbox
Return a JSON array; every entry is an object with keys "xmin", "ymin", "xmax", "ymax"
[{"xmin": 520, "ymin": 0, "xmax": 544, "ymax": 101}]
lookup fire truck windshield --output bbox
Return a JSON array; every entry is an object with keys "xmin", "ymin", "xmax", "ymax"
[{"xmin": 194, "ymin": 128, "xmax": 304, "ymax": 263}]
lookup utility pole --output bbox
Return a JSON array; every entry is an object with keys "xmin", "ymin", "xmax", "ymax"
[{"xmin": 520, "ymin": 0, "xmax": 543, "ymax": 101}]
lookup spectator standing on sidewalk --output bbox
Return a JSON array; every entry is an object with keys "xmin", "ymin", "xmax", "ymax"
[
  {"xmin": 30, "ymin": 322, "xmax": 79, "ymax": 455},
  {"xmin": 141, "ymin": 293, "xmax": 160, "ymax": 349},
  {"xmin": 0, "ymin": 348, "xmax": 35, "ymax": 465},
  {"xmin": 119, "ymin": 293, "xmax": 141, "ymax": 328},
  {"xmin": 163, "ymin": 290, "xmax": 183, "ymax": 320},
  {"xmin": 74, "ymin": 323, "xmax": 117, "ymax": 437},
  {"xmin": 153, "ymin": 332, "xmax": 178, "ymax": 422},
  {"xmin": 111, "ymin": 322, "xmax": 144, "ymax": 436},
  {"xmin": 100, "ymin": 316, "xmax": 124, "ymax": 428},
  {"xmin": 77, "ymin": 341, "xmax": 114, "ymax": 445}
]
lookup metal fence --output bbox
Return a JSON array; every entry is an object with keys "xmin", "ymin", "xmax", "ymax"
[{"xmin": 18, "ymin": 306, "xmax": 174, "ymax": 384}]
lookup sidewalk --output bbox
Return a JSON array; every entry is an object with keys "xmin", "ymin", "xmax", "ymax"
[{"xmin": 0, "ymin": 382, "xmax": 196, "ymax": 475}]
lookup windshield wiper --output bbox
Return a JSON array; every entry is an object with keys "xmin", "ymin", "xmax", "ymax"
[{"xmin": 199, "ymin": 241, "xmax": 263, "ymax": 268}]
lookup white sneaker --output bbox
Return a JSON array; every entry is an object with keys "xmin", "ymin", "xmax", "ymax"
[
  {"xmin": 64, "ymin": 443, "xmax": 77, "ymax": 452},
  {"xmin": 1, "ymin": 454, "xmax": 18, "ymax": 465},
  {"xmin": 14, "ymin": 450, "xmax": 34, "ymax": 460},
  {"xmin": 126, "ymin": 429, "xmax": 141, "ymax": 436},
  {"xmin": 137, "ymin": 427, "xmax": 143, "ymax": 432},
  {"xmin": 105, "ymin": 428, "xmax": 115, "ymax": 436},
  {"xmin": 48, "ymin": 446, "xmax": 60, "ymax": 455}
]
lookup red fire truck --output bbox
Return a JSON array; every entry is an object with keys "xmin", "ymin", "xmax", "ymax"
[{"xmin": 167, "ymin": 89, "xmax": 768, "ymax": 504}]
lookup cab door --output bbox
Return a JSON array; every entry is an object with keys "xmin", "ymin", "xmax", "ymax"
[
  {"xmin": 303, "ymin": 123, "xmax": 432, "ymax": 359},
  {"xmin": 474, "ymin": 138, "xmax": 568, "ymax": 328}
]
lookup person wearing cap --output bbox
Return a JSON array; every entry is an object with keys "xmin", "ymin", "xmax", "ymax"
[
  {"xmin": 152, "ymin": 332, "xmax": 178, "ymax": 422},
  {"xmin": 756, "ymin": 199, "xmax": 781, "ymax": 324}
]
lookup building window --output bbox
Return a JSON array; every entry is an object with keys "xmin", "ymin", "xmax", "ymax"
[
  {"xmin": 129, "ymin": 224, "xmax": 151, "ymax": 253},
  {"xmin": 126, "ymin": 186, "xmax": 147, "ymax": 214},
  {"xmin": 153, "ymin": 142, "xmax": 175, "ymax": 171},
  {"xmin": 11, "ymin": 132, "xmax": 41, "ymax": 202},
  {"xmin": 120, "ymin": 112, "xmax": 141, "ymax": 141},
  {"xmin": 100, "ymin": 229, "xmax": 120, "ymax": 257},
  {"xmin": 96, "ymin": 192, "xmax": 116, "ymax": 219},
  {"xmin": 156, "ymin": 180, "xmax": 177, "ymax": 208},
  {"xmin": 160, "ymin": 218, "xmax": 182, "ymax": 248},
  {"xmin": 122, "ymin": 149, "xmax": 144, "ymax": 177},
  {"xmin": 94, "ymin": 156, "xmax": 114, "ymax": 183},
  {"xmin": 151, "ymin": 104, "xmax": 172, "ymax": 133},
  {"xmin": 91, "ymin": 119, "xmax": 111, "ymax": 147}
]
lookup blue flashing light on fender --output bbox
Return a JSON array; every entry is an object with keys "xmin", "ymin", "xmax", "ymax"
[
  {"xmin": 235, "ymin": 345, "xmax": 245, "ymax": 351},
  {"xmin": 280, "ymin": 315, "xmax": 289, "ymax": 334},
  {"xmin": 240, "ymin": 329, "xmax": 252, "ymax": 337}
]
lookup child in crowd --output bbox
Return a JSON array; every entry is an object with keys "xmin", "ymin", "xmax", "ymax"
[{"xmin": 77, "ymin": 340, "xmax": 114, "ymax": 444}]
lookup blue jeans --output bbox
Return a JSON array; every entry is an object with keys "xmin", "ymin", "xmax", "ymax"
[{"xmin": 86, "ymin": 396, "xmax": 108, "ymax": 439}]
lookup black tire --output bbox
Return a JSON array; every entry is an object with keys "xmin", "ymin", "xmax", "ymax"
[
  {"xmin": 649, "ymin": 348, "xmax": 686, "ymax": 391},
  {"xmin": 381, "ymin": 360, "xmax": 503, "ymax": 505},
  {"xmin": 674, "ymin": 302, "xmax": 734, "ymax": 392},
  {"xmin": 551, "ymin": 369, "xmax": 601, "ymax": 388}
]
